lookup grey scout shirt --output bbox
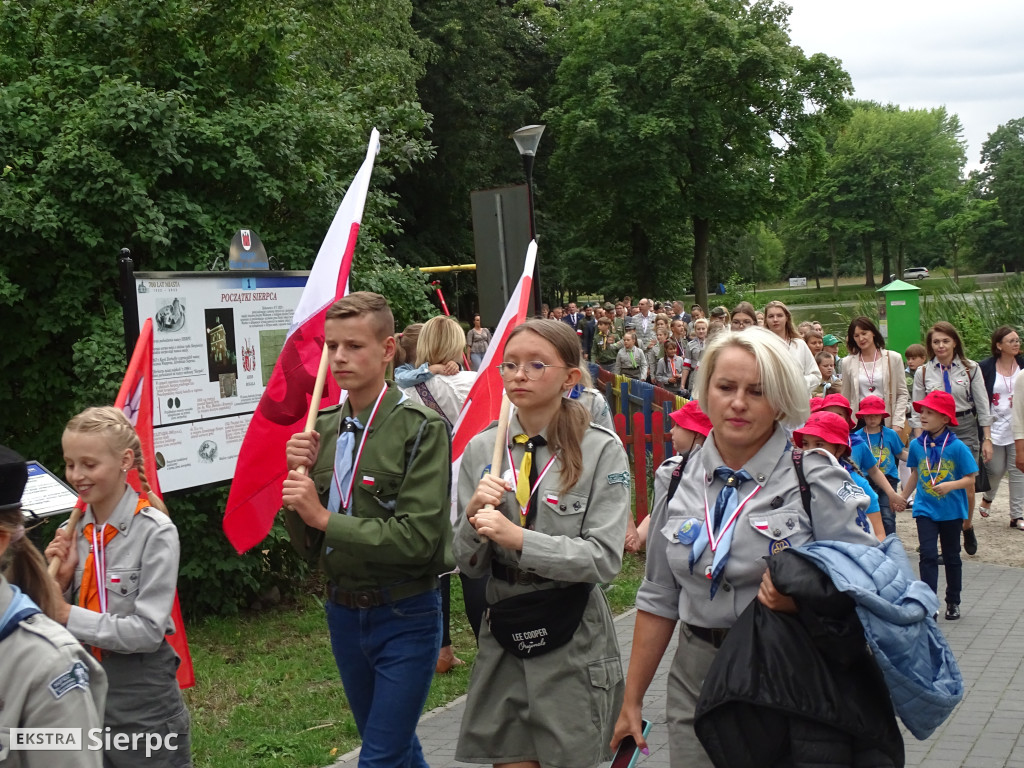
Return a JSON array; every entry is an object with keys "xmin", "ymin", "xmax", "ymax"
[
  {"xmin": 911, "ymin": 358, "xmax": 992, "ymax": 429},
  {"xmin": 637, "ymin": 427, "xmax": 879, "ymax": 629},
  {"xmin": 453, "ymin": 413, "xmax": 629, "ymax": 600},
  {"xmin": 0, "ymin": 575, "xmax": 107, "ymax": 768},
  {"xmin": 63, "ymin": 487, "xmax": 179, "ymax": 654}
]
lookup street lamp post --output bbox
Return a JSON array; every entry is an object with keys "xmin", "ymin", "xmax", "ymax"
[{"xmin": 513, "ymin": 124, "xmax": 545, "ymax": 317}]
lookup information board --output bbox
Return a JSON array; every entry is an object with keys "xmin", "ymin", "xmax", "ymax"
[
  {"xmin": 22, "ymin": 461, "xmax": 79, "ymax": 519},
  {"xmin": 135, "ymin": 271, "xmax": 308, "ymax": 492}
]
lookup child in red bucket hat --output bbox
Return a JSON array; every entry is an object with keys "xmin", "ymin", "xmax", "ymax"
[
  {"xmin": 854, "ymin": 396, "xmax": 909, "ymax": 537},
  {"xmin": 813, "ymin": 393, "xmax": 856, "ymax": 428},
  {"xmin": 794, "ymin": 411, "xmax": 884, "ymax": 540},
  {"xmin": 635, "ymin": 401, "xmax": 712, "ymax": 550},
  {"xmin": 899, "ymin": 390, "xmax": 978, "ymax": 621}
]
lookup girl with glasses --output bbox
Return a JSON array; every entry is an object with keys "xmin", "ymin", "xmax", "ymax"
[{"xmin": 455, "ymin": 319, "xmax": 629, "ymax": 768}]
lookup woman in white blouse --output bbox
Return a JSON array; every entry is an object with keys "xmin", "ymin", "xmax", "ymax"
[
  {"xmin": 839, "ymin": 317, "xmax": 910, "ymax": 433},
  {"xmin": 977, "ymin": 325, "xmax": 1024, "ymax": 527},
  {"xmin": 763, "ymin": 301, "xmax": 819, "ymax": 393}
]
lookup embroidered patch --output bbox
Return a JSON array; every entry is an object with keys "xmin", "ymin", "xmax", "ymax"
[
  {"xmin": 751, "ymin": 518, "xmax": 769, "ymax": 531},
  {"xmin": 49, "ymin": 661, "xmax": 90, "ymax": 700},
  {"xmin": 770, "ymin": 538, "xmax": 792, "ymax": 555},
  {"xmin": 837, "ymin": 480, "xmax": 867, "ymax": 502},
  {"xmin": 361, "ymin": 476, "xmax": 375, "ymax": 486},
  {"xmin": 544, "ymin": 494, "xmax": 559, "ymax": 505},
  {"xmin": 607, "ymin": 472, "xmax": 630, "ymax": 487}
]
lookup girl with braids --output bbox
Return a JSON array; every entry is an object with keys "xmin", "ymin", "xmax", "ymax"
[
  {"xmin": 1, "ymin": 445, "xmax": 106, "ymax": 768},
  {"xmin": 454, "ymin": 319, "xmax": 629, "ymax": 768},
  {"xmin": 45, "ymin": 407, "xmax": 192, "ymax": 767}
]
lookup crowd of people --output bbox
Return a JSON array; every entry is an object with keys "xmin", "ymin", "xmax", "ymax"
[{"xmin": 4, "ymin": 287, "xmax": 1018, "ymax": 768}]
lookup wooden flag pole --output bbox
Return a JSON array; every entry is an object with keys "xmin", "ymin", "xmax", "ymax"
[
  {"xmin": 296, "ymin": 343, "xmax": 331, "ymax": 477},
  {"xmin": 47, "ymin": 507, "xmax": 83, "ymax": 578},
  {"xmin": 481, "ymin": 392, "xmax": 512, "ymax": 512}
]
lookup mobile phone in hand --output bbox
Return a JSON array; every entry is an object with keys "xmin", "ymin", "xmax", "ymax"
[{"xmin": 610, "ymin": 719, "xmax": 652, "ymax": 768}]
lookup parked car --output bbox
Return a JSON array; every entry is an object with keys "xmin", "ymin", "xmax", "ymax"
[{"xmin": 902, "ymin": 266, "xmax": 929, "ymax": 280}]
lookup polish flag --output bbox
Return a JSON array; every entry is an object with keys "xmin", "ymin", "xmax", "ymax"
[
  {"xmin": 115, "ymin": 319, "xmax": 195, "ymax": 689},
  {"xmin": 449, "ymin": 242, "xmax": 536, "ymax": 518},
  {"xmin": 223, "ymin": 130, "xmax": 380, "ymax": 553}
]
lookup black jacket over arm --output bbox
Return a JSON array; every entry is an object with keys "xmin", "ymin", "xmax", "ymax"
[{"xmin": 694, "ymin": 550, "xmax": 904, "ymax": 768}]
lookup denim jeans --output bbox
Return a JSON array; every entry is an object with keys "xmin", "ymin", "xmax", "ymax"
[
  {"xmin": 872, "ymin": 475, "xmax": 899, "ymax": 537},
  {"xmin": 325, "ymin": 589, "xmax": 442, "ymax": 768},
  {"xmin": 916, "ymin": 516, "xmax": 962, "ymax": 605}
]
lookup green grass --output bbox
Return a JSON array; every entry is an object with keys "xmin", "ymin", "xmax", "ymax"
[{"xmin": 185, "ymin": 560, "xmax": 643, "ymax": 768}]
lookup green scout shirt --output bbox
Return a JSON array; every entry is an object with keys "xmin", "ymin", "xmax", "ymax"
[{"xmin": 284, "ymin": 383, "xmax": 454, "ymax": 591}]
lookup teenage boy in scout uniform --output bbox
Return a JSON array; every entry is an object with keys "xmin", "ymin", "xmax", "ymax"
[{"xmin": 282, "ymin": 292, "xmax": 453, "ymax": 768}]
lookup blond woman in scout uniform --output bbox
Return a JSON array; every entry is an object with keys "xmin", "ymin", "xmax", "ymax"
[
  {"xmin": 1, "ymin": 445, "xmax": 106, "ymax": 768},
  {"xmin": 612, "ymin": 329, "xmax": 879, "ymax": 768},
  {"xmin": 454, "ymin": 319, "xmax": 628, "ymax": 768},
  {"xmin": 45, "ymin": 408, "xmax": 191, "ymax": 767}
]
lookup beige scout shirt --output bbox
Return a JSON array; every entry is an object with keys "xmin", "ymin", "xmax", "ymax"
[
  {"xmin": 63, "ymin": 487, "xmax": 179, "ymax": 653},
  {"xmin": 637, "ymin": 427, "xmax": 879, "ymax": 629},
  {"xmin": 0, "ymin": 576, "xmax": 107, "ymax": 768},
  {"xmin": 453, "ymin": 414, "xmax": 629, "ymax": 598}
]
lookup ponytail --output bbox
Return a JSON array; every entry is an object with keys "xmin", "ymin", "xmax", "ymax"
[
  {"xmin": 549, "ymin": 398, "xmax": 589, "ymax": 495},
  {"xmin": 0, "ymin": 513, "xmax": 59, "ymax": 620}
]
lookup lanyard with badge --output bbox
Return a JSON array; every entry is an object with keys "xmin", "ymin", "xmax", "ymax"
[{"xmin": 506, "ymin": 426, "xmax": 558, "ymax": 526}]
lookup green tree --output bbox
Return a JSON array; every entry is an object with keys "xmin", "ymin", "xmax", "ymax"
[
  {"xmin": 978, "ymin": 118, "xmax": 1024, "ymax": 272},
  {"xmin": 545, "ymin": 0, "xmax": 851, "ymax": 309}
]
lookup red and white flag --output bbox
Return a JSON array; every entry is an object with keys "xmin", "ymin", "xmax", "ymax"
[
  {"xmin": 115, "ymin": 318, "xmax": 195, "ymax": 689},
  {"xmin": 449, "ymin": 242, "xmax": 536, "ymax": 517},
  {"xmin": 223, "ymin": 129, "xmax": 380, "ymax": 553}
]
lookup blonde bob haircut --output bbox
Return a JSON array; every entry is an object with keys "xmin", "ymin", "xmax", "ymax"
[
  {"xmin": 415, "ymin": 315, "xmax": 466, "ymax": 368},
  {"xmin": 699, "ymin": 327, "xmax": 810, "ymax": 429}
]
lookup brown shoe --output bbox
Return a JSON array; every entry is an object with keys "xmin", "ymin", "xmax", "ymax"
[{"xmin": 435, "ymin": 645, "xmax": 465, "ymax": 674}]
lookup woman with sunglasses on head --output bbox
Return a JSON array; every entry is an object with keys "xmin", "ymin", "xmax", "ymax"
[
  {"xmin": 453, "ymin": 319, "xmax": 629, "ymax": 768},
  {"xmin": 977, "ymin": 326, "xmax": 1024, "ymax": 527},
  {"xmin": 911, "ymin": 321, "xmax": 992, "ymax": 555}
]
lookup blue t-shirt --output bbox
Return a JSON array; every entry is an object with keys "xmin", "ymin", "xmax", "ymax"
[
  {"xmin": 849, "ymin": 439, "xmax": 878, "ymax": 476},
  {"xmin": 854, "ymin": 426, "xmax": 904, "ymax": 479},
  {"xmin": 906, "ymin": 429, "xmax": 978, "ymax": 522}
]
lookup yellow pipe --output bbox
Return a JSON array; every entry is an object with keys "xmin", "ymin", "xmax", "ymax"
[{"xmin": 417, "ymin": 264, "xmax": 477, "ymax": 273}]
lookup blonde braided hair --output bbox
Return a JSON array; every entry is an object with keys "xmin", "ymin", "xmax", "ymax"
[{"xmin": 64, "ymin": 407, "xmax": 168, "ymax": 514}]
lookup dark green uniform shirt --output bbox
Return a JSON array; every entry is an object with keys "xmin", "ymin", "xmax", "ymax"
[{"xmin": 284, "ymin": 383, "xmax": 454, "ymax": 591}]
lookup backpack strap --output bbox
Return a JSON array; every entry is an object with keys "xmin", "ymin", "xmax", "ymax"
[
  {"xmin": 791, "ymin": 448, "xmax": 813, "ymax": 524},
  {"xmin": 666, "ymin": 450, "xmax": 693, "ymax": 502}
]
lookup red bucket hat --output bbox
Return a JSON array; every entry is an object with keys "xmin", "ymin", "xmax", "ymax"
[
  {"xmin": 813, "ymin": 393, "xmax": 856, "ymax": 428},
  {"xmin": 855, "ymin": 395, "xmax": 890, "ymax": 420},
  {"xmin": 913, "ymin": 391, "xmax": 958, "ymax": 426},
  {"xmin": 669, "ymin": 400, "xmax": 712, "ymax": 437},
  {"xmin": 793, "ymin": 411, "xmax": 852, "ymax": 457}
]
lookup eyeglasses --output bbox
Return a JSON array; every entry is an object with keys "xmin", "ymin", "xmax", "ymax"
[
  {"xmin": 496, "ymin": 361, "xmax": 569, "ymax": 380},
  {"xmin": 1004, "ymin": 337, "xmax": 1021, "ymax": 345}
]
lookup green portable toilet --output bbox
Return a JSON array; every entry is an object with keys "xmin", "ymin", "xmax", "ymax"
[{"xmin": 877, "ymin": 280, "xmax": 921, "ymax": 357}]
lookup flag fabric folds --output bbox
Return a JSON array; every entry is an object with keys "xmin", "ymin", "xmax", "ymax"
[
  {"xmin": 115, "ymin": 318, "xmax": 195, "ymax": 689},
  {"xmin": 448, "ymin": 242, "xmax": 536, "ymax": 519},
  {"xmin": 223, "ymin": 129, "xmax": 381, "ymax": 553}
]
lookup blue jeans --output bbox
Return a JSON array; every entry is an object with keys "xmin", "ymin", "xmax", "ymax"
[
  {"xmin": 873, "ymin": 475, "xmax": 899, "ymax": 536},
  {"xmin": 916, "ymin": 517, "xmax": 962, "ymax": 605},
  {"xmin": 325, "ymin": 589, "xmax": 442, "ymax": 768}
]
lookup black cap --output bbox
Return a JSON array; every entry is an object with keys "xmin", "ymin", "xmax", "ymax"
[{"xmin": 0, "ymin": 445, "xmax": 28, "ymax": 511}]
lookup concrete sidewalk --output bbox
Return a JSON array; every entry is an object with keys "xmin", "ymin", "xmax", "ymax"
[{"xmin": 336, "ymin": 560, "xmax": 1024, "ymax": 768}]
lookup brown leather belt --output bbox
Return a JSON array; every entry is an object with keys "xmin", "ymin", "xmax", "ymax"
[
  {"xmin": 685, "ymin": 623, "xmax": 730, "ymax": 649},
  {"xmin": 491, "ymin": 562, "xmax": 552, "ymax": 586},
  {"xmin": 327, "ymin": 575, "xmax": 438, "ymax": 609}
]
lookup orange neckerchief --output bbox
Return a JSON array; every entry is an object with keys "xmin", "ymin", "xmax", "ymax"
[{"xmin": 78, "ymin": 496, "xmax": 148, "ymax": 659}]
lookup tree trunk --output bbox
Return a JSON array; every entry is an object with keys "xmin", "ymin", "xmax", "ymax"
[
  {"xmin": 692, "ymin": 217, "xmax": 711, "ymax": 311},
  {"xmin": 829, "ymin": 236, "xmax": 839, "ymax": 291},
  {"xmin": 632, "ymin": 223, "xmax": 655, "ymax": 298},
  {"xmin": 862, "ymin": 234, "xmax": 875, "ymax": 288},
  {"xmin": 881, "ymin": 238, "xmax": 891, "ymax": 284},
  {"xmin": 952, "ymin": 244, "xmax": 960, "ymax": 283},
  {"xmin": 897, "ymin": 241, "xmax": 905, "ymax": 280}
]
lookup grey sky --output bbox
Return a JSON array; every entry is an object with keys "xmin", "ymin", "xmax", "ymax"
[{"xmin": 785, "ymin": 0, "xmax": 1024, "ymax": 171}]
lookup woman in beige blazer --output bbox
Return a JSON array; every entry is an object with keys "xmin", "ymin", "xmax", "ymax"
[{"xmin": 840, "ymin": 317, "xmax": 909, "ymax": 432}]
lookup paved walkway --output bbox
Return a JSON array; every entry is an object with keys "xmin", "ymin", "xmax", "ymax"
[{"xmin": 335, "ymin": 559, "xmax": 1024, "ymax": 768}]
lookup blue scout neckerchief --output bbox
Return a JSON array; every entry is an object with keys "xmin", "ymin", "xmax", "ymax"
[{"xmin": 0, "ymin": 583, "xmax": 42, "ymax": 643}]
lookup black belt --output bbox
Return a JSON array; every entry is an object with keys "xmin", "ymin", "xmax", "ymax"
[
  {"xmin": 956, "ymin": 409, "xmax": 974, "ymax": 418},
  {"xmin": 327, "ymin": 574, "xmax": 438, "ymax": 609},
  {"xmin": 685, "ymin": 623, "xmax": 730, "ymax": 649},
  {"xmin": 491, "ymin": 562, "xmax": 552, "ymax": 586}
]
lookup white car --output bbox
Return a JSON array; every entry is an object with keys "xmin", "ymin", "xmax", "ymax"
[{"xmin": 902, "ymin": 267, "xmax": 929, "ymax": 280}]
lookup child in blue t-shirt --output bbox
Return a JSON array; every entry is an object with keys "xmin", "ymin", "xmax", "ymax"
[
  {"xmin": 794, "ymin": 411, "xmax": 883, "ymax": 541},
  {"xmin": 900, "ymin": 391, "xmax": 978, "ymax": 621},
  {"xmin": 854, "ymin": 395, "xmax": 909, "ymax": 537}
]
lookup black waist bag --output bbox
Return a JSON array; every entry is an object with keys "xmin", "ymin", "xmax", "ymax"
[{"xmin": 487, "ymin": 583, "xmax": 594, "ymax": 658}]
